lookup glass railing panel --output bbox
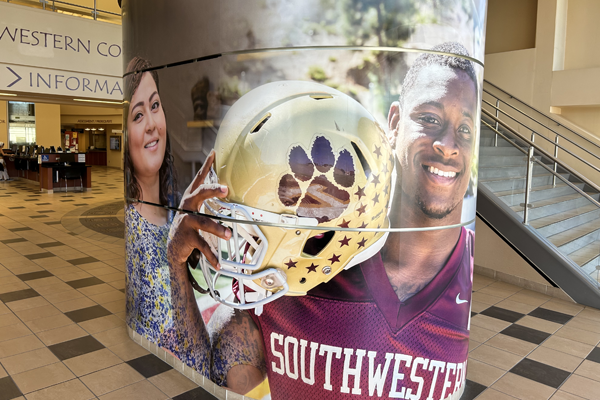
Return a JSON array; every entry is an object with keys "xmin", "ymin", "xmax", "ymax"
[
  {"xmin": 521, "ymin": 161, "xmax": 600, "ymax": 288},
  {"xmin": 478, "ymin": 117, "xmax": 529, "ymax": 215}
]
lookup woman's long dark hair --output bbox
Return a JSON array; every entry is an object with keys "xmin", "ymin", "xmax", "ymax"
[{"xmin": 124, "ymin": 57, "xmax": 177, "ymax": 208}]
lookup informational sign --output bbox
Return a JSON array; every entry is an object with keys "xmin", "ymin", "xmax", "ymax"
[
  {"xmin": 123, "ymin": 1, "xmax": 487, "ymax": 400},
  {"xmin": 0, "ymin": 2, "xmax": 122, "ymax": 100},
  {"xmin": 41, "ymin": 154, "xmax": 49, "ymax": 162},
  {"xmin": 78, "ymin": 153, "xmax": 85, "ymax": 163},
  {"xmin": 61, "ymin": 115, "xmax": 122, "ymax": 125}
]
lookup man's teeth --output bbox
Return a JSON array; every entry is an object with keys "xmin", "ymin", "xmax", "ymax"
[
  {"xmin": 145, "ymin": 140, "xmax": 158, "ymax": 148},
  {"xmin": 428, "ymin": 165, "xmax": 456, "ymax": 178}
]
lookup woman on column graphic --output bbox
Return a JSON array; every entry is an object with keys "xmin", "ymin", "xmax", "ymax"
[{"xmin": 125, "ymin": 56, "xmax": 216, "ymax": 375}]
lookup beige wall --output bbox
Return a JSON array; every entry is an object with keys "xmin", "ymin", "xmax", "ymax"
[
  {"xmin": 484, "ymin": 49, "xmax": 536, "ymax": 103},
  {"xmin": 0, "ymin": 100, "xmax": 7, "ymax": 147},
  {"xmin": 552, "ymin": 67, "xmax": 600, "ymax": 107},
  {"xmin": 485, "ymin": 0, "xmax": 538, "ymax": 54},
  {"xmin": 106, "ymin": 132, "xmax": 123, "ymax": 169},
  {"xmin": 474, "ymin": 218, "xmax": 549, "ymax": 284},
  {"xmin": 35, "ymin": 103, "xmax": 61, "ymax": 148},
  {"xmin": 565, "ymin": 0, "xmax": 600, "ymax": 70},
  {"xmin": 560, "ymin": 106, "xmax": 600, "ymax": 137}
]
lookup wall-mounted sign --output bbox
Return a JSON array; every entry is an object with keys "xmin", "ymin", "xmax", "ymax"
[
  {"xmin": 0, "ymin": 2, "xmax": 122, "ymax": 100},
  {"xmin": 61, "ymin": 115, "xmax": 122, "ymax": 125},
  {"xmin": 0, "ymin": 63, "xmax": 122, "ymax": 100}
]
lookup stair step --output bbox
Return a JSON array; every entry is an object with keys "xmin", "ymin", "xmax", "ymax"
[
  {"xmin": 530, "ymin": 204, "xmax": 600, "ymax": 230},
  {"xmin": 480, "ymin": 164, "xmax": 552, "ymax": 180},
  {"xmin": 479, "ymin": 155, "xmax": 542, "ymax": 168},
  {"xmin": 515, "ymin": 192, "xmax": 599, "ymax": 221},
  {"xmin": 549, "ymin": 218, "xmax": 600, "ymax": 249},
  {"xmin": 512, "ymin": 193, "xmax": 585, "ymax": 212},
  {"xmin": 494, "ymin": 183, "xmax": 585, "ymax": 207},
  {"xmin": 494, "ymin": 183, "xmax": 569, "ymax": 198},
  {"xmin": 569, "ymin": 240, "xmax": 600, "ymax": 268},
  {"xmin": 479, "ymin": 146, "xmax": 526, "ymax": 156},
  {"xmin": 480, "ymin": 173, "xmax": 569, "ymax": 192}
]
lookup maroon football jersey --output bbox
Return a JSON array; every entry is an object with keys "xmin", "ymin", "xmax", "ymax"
[{"xmin": 251, "ymin": 227, "xmax": 474, "ymax": 400}]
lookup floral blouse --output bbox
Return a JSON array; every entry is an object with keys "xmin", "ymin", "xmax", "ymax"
[{"xmin": 125, "ymin": 204, "xmax": 173, "ymax": 343}]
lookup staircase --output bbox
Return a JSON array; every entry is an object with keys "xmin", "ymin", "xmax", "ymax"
[{"xmin": 477, "ymin": 81, "xmax": 600, "ymax": 308}]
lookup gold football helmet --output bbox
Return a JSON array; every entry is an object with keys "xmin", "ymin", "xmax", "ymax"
[{"xmin": 199, "ymin": 81, "xmax": 394, "ymax": 313}]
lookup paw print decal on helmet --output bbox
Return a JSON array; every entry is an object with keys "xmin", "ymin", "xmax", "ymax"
[{"xmin": 278, "ymin": 136, "xmax": 355, "ymax": 223}]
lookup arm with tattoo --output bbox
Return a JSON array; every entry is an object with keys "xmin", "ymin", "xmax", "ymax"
[
  {"xmin": 166, "ymin": 222, "xmax": 212, "ymax": 376},
  {"xmin": 165, "ymin": 150, "xmax": 232, "ymax": 376},
  {"xmin": 208, "ymin": 305, "xmax": 267, "ymax": 394}
]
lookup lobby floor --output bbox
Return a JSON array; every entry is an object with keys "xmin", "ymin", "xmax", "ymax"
[{"xmin": 1, "ymin": 167, "xmax": 600, "ymax": 400}]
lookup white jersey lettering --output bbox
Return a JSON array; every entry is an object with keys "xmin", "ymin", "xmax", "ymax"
[
  {"xmin": 270, "ymin": 332, "xmax": 285, "ymax": 375},
  {"xmin": 407, "ymin": 357, "xmax": 429, "ymax": 400},
  {"xmin": 300, "ymin": 339, "xmax": 319, "ymax": 385},
  {"xmin": 319, "ymin": 344, "xmax": 342, "ymax": 391},
  {"xmin": 368, "ymin": 352, "xmax": 394, "ymax": 397},
  {"xmin": 284, "ymin": 336, "xmax": 299, "ymax": 380},
  {"xmin": 389, "ymin": 354, "xmax": 413, "ymax": 398},
  {"xmin": 341, "ymin": 348, "xmax": 366, "ymax": 395}
]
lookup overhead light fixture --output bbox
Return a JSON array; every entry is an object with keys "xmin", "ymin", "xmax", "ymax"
[
  {"xmin": 0, "ymin": 93, "xmax": 17, "ymax": 97},
  {"xmin": 73, "ymin": 98, "xmax": 123, "ymax": 105},
  {"xmin": 98, "ymin": 128, "xmax": 105, "ymax": 131},
  {"xmin": 85, "ymin": 128, "xmax": 91, "ymax": 131},
  {"xmin": 91, "ymin": 128, "xmax": 97, "ymax": 131}
]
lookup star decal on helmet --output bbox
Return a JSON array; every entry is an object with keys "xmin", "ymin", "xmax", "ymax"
[
  {"xmin": 278, "ymin": 136, "xmax": 355, "ymax": 223},
  {"xmin": 371, "ymin": 173, "xmax": 380, "ymax": 187},
  {"xmin": 357, "ymin": 237, "xmax": 367, "ymax": 248},
  {"xmin": 285, "ymin": 259, "xmax": 298, "ymax": 269},
  {"xmin": 328, "ymin": 254, "xmax": 341, "ymax": 264},
  {"xmin": 354, "ymin": 186, "xmax": 366, "ymax": 200},
  {"xmin": 338, "ymin": 219, "xmax": 350, "ymax": 228},
  {"xmin": 382, "ymin": 162, "xmax": 389, "ymax": 175},
  {"xmin": 306, "ymin": 263, "xmax": 318, "ymax": 273},
  {"xmin": 356, "ymin": 203, "xmax": 367, "ymax": 216},
  {"xmin": 339, "ymin": 236, "xmax": 351, "ymax": 247},
  {"xmin": 373, "ymin": 145, "xmax": 382, "ymax": 158},
  {"xmin": 372, "ymin": 193, "xmax": 380, "ymax": 205}
]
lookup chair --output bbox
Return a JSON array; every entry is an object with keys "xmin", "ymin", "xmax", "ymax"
[{"xmin": 61, "ymin": 167, "xmax": 83, "ymax": 193}]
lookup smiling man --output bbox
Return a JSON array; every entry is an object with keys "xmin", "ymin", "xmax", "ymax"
[
  {"xmin": 384, "ymin": 41, "xmax": 477, "ymax": 303},
  {"xmin": 166, "ymin": 42, "xmax": 480, "ymax": 400}
]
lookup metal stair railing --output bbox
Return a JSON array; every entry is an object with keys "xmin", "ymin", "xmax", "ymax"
[
  {"xmin": 483, "ymin": 80, "xmax": 600, "ymax": 150},
  {"xmin": 483, "ymin": 80, "xmax": 600, "ymax": 186},
  {"xmin": 480, "ymin": 110, "xmax": 600, "ymax": 296},
  {"xmin": 5, "ymin": 0, "xmax": 120, "ymax": 22},
  {"xmin": 481, "ymin": 108, "xmax": 600, "ymax": 226}
]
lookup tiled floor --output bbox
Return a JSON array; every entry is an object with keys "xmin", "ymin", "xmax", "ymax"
[
  {"xmin": 0, "ymin": 168, "xmax": 212, "ymax": 400},
  {"xmin": 1, "ymin": 168, "xmax": 600, "ymax": 400}
]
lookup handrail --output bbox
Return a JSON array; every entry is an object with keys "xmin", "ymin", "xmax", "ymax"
[
  {"xmin": 484, "ymin": 79, "xmax": 595, "ymax": 145},
  {"xmin": 480, "ymin": 118, "xmax": 600, "ymax": 211},
  {"xmin": 482, "ymin": 99, "xmax": 600, "ymax": 169},
  {"xmin": 47, "ymin": 0, "xmax": 120, "ymax": 16},
  {"xmin": 482, "ymin": 108, "xmax": 600, "ymax": 196},
  {"xmin": 482, "ymin": 90, "xmax": 600, "ymax": 153}
]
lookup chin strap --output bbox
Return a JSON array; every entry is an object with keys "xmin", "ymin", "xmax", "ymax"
[{"xmin": 186, "ymin": 249, "xmax": 211, "ymax": 295}]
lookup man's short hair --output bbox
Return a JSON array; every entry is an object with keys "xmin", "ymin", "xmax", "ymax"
[{"xmin": 398, "ymin": 42, "xmax": 477, "ymax": 106}]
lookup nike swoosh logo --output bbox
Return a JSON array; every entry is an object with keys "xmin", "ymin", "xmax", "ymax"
[{"xmin": 456, "ymin": 293, "xmax": 468, "ymax": 304}]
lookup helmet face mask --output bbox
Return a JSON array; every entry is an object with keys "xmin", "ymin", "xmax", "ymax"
[{"xmin": 196, "ymin": 81, "xmax": 394, "ymax": 313}]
